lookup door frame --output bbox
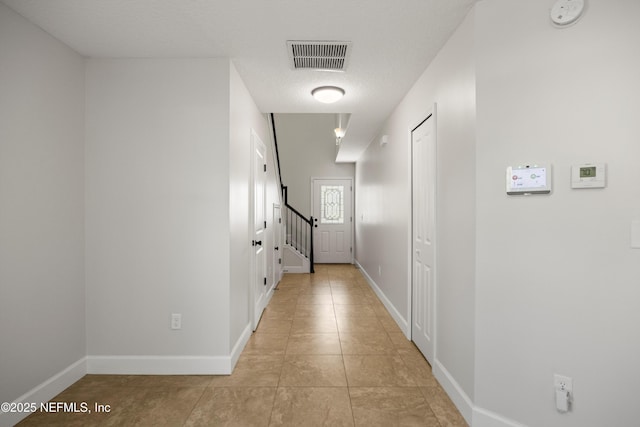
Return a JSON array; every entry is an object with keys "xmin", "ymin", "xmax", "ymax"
[
  {"xmin": 249, "ymin": 129, "xmax": 268, "ymax": 331},
  {"xmin": 408, "ymin": 104, "xmax": 437, "ymax": 362},
  {"xmin": 310, "ymin": 176, "xmax": 354, "ymax": 264},
  {"xmin": 272, "ymin": 203, "xmax": 283, "ymax": 287}
]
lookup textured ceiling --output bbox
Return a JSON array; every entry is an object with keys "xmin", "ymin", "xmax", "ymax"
[{"xmin": 2, "ymin": 0, "xmax": 476, "ymax": 162}]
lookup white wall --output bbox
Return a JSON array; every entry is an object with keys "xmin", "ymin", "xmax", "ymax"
[
  {"xmin": 357, "ymin": 1, "xmax": 640, "ymax": 425},
  {"xmin": 85, "ymin": 58, "xmax": 232, "ymax": 368},
  {"xmin": 355, "ymin": 6, "xmax": 477, "ymax": 414},
  {"xmin": 276, "ymin": 114, "xmax": 355, "ymax": 217},
  {"xmin": 474, "ymin": 1, "xmax": 640, "ymax": 426},
  {"xmin": 0, "ymin": 1, "xmax": 86, "ymax": 405}
]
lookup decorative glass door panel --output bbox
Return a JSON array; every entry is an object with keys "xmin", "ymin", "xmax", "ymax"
[{"xmin": 320, "ymin": 185, "xmax": 344, "ymax": 224}]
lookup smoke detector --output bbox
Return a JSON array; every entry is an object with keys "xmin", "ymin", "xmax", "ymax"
[{"xmin": 550, "ymin": 0, "xmax": 586, "ymax": 27}]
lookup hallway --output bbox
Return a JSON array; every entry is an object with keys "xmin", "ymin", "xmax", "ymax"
[{"xmin": 17, "ymin": 264, "xmax": 466, "ymax": 426}]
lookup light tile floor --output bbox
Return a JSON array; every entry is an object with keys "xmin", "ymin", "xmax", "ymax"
[{"xmin": 17, "ymin": 264, "xmax": 467, "ymax": 426}]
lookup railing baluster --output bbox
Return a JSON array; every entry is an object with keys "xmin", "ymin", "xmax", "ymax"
[
  {"xmin": 298, "ymin": 216, "xmax": 301, "ymax": 253},
  {"xmin": 298, "ymin": 216, "xmax": 301, "ymax": 254},
  {"xmin": 280, "ymin": 186, "xmax": 314, "ymax": 273}
]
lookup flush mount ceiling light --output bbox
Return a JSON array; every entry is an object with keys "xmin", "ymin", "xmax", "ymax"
[{"xmin": 311, "ymin": 86, "xmax": 345, "ymax": 104}]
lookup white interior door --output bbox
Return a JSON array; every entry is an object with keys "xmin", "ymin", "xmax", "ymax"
[
  {"xmin": 251, "ymin": 131, "xmax": 267, "ymax": 330},
  {"xmin": 312, "ymin": 178, "xmax": 353, "ymax": 264},
  {"xmin": 273, "ymin": 204, "xmax": 282, "ymax": 286},
  {"xmin": 411, "ymin": 113, "xmax": 436, "ymax": 364}
]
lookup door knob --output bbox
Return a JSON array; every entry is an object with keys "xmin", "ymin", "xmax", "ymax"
[
  {"xmin": 252, "ymin": 240, "xmax": 262, "ymax": 246},
  {"xmin": 274, "ymin": 246, "xmax": 279, "ymax": 250}
]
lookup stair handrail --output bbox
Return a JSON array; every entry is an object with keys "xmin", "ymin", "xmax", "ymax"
[
  {"xmin": 270, "ymin": 113, "xmax": 314, "ymax": 273},
  {"xmin": 282, "ymin": 185, "xmax": 314, "ymax": 273}
]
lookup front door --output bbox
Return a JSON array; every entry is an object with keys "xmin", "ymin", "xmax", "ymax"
[
  {"xmin": 312, "ymin": 178, "xmax": 353, "ymax": 264},
  {"xmin": 251, "ymin": 130, "xmax": 267, "ymax": 330},
  {"xmin": 411, "ymin": 112, "xmax": 436, "ymax": 365}
]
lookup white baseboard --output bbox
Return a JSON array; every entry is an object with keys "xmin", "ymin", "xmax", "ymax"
[
  {"xmin": 86, "ymin": 355, "xmax": 231, "ymax": 375},
  {"xmin": 472, "ymin": 407, "xmax": 528, "ymax": 427},
  {"xmin": 433, "ymin": 359, "xmax": 474, "ymax": 425},
  {"xmin": 432, "ymin": 345, "xmax": 527, "ymax": 427},
  {"xmin": 230, "ymin": 323, "xmax": 253, "ymax": 371},
  {"xmin": 86, "ymin": 325, "xmax": 254, "ymax": 376},
  {"xmin": 355, "ymin": 261, "xmax": 523, "ymax": 427},
  {"xmin": 0, "ymin": 357, "xmax": 87, "ymax": 427},
  {"xmin": 354, "ymin": 260, "xmax": 410, "ymax": 336},
  {"xmin": 1, "ymin": 331, "xmax": 253, "ymax": 427}
]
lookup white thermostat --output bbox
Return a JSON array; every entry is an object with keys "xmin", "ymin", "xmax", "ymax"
[
  {"xmin": 506, "ymin": 163, "xmax": 552, "ymax": 195},
  {"xmin": 571, "ymin": 163, "xmax": 606, "ymax": 188}
]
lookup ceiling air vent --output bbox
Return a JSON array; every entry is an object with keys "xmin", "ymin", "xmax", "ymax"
[{"xmin": 287, "ymin": 41, "xmax": 352, "ymax": 72}]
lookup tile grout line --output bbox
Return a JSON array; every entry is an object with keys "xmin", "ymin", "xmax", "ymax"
[
  {"xmin": 335, "ymin": 278, "xmax": 359, "ymax": 427},
  {"xmin": 180, "ymin": 385, "xmax": 208, "ymax": 427},
  {"xmin": 266, "ymin": 278, "xmax": 297, "ymax": 427}
]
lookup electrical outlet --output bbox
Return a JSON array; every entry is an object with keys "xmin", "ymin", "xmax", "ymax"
[
  {"xmin": 554, "ymin": 374, "xmax": 573, "ymax": 392},
  {"xmin": 554, "ymin": 374, "xmax": 573, "ymax": 412},
  {"xmin": 171, "ymin": 313, "xmax": 182, "ymax": 330}
]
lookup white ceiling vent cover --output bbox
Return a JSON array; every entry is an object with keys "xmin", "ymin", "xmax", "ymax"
[{"xmin": 287, "ymin": 41, "xmax": 352, "ymax": 72}]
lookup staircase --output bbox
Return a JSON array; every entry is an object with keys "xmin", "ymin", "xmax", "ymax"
[
  {"xmin": 282, "ymin": 186, "xmax": 314, "ymax": 273},
  {"xmin": 270, "ymin": 114, "xmax": 314, "ymax": 274}
]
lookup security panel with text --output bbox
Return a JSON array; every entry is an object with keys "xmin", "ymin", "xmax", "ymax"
[{"xmin": 506, "ymin": 163, "xmax": 552, "ymax": 195}]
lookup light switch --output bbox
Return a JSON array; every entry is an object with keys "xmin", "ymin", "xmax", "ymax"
[{"xmin": 632, "ymin": 220, "xmax": 640, "ymax": 249}]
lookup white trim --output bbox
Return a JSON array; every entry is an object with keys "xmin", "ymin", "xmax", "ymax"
[
  {"xmin": 433, "ymin": 359, "xmax": 474, "ymax": 425},
  {"xmin": 272, "ymin": 203, "xmax": 283, "ymax": 286},
  {"xmin": 250, "ymin": 128, "xmax": 268, "ymax": 330},
  {"xmin": 359, "ymin": 256, "xmax": 524, "ymax": 427},
  {"xmin": 355, "ymin": 259, "xmax": 410, "ymax": 337},
  {"xmin": 2, "ymin": 332, "xmax": 253, "ymax": 426},
  {"xmin": 434, "ymin": 356, "xmax": 528, "ymax": 427},
  {"xmin": 407, "ymin": 104, "xmax": 439, "ymax": 343},
  {"xmin": 230, "ymin": 322, "xmax": 253, "ymax": 371},
  {"xmin": 408, "ymin": 104, "xmax": 438, "ymax": 365},
  {"xmin": 249, "ymin": 129, "xmax": 257, "ymax": 333},
  {"xmin": 472, "ymin": 407, "xmax": 529, "ymax": 427},
  {"xmin": 86, "ymin": 355, "xmax": 231, "ymax": 375},
  {"xmin": 357, "ymin": 258, "xmax": 526, "ymax": 427},
  {"xmin": 282, "ymin": 266, "xmax": 307, "ymax": 274},
  {"xmin": 87, "ymin": 322, "xmax": 253, "ymax": 376},
  {"xmin": 0, "ymin": 357, "xmax": 87, "ymax": 427}
]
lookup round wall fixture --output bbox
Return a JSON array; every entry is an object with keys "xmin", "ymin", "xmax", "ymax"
[
  {"xmin": 550, "ymin": 0, "xmax": 585, "ymax": 27},
  {"xmin": 311, "ymin": 86, "xmax": 345, "ymax": 103}
]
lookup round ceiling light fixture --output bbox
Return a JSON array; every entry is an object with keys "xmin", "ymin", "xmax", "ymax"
[{"xmin": 311, "ymin": 86, "xmax": 345, "ymax": 103}]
